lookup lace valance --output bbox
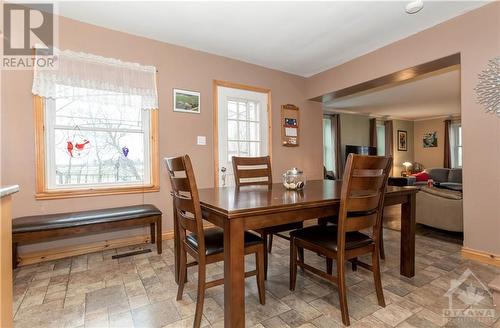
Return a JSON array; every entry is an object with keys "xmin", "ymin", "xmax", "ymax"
[{"xmin": 32, "ymin": 49, "xmax": 158, "ymax": 110}]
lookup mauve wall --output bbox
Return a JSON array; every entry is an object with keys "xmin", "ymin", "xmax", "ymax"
[
  {"xmin": 307, "ymin": 2, "xmax": 500, "ymax": 255},
  {"xmin": 1, "ymin": 16, "xmax": 323, "ymax": 252},
  {"xmin": 413, "ymin": 118, "xmax": 446, "ymax": 168}
]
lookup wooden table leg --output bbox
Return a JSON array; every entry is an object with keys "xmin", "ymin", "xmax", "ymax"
[
  {"xmin": 400, "ymin": 193, "xmax": 416, "ymax": 277},
  {"xmin": 224, "ymin": 219, "xmax": 245, "ymax": 328}
]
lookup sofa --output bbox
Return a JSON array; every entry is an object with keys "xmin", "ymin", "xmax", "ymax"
[{"xmin": 415, "ymin": 168, "xmax": 463, "ymax": 232}]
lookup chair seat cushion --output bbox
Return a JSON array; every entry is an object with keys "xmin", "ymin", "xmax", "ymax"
[
  {"xmin": 186, "ymin": 227, "xmax": 263, "ymax": 256},
  {"xmin": 290, "ymin": 225, "xmax": 373, "ymax": 252},
  {"xmin": 13, "ymin": 204, "xmax": 162, "ymax": 233}
]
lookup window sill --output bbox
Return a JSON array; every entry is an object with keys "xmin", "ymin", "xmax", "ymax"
[{"xmin": 35, "ymin": 185, "xmax": 160, "ymax": 200}]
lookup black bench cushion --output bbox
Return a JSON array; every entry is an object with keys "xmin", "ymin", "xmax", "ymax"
[{"xmin": 13, "ymin": 204, "xmax": 161, "ymax": 233}]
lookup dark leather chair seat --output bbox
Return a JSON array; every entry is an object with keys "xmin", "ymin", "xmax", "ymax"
[
  {"xmin": 290, "ymin": 225, "xmax": 373, "ymax": 252},
  {"xmin": 186, "ymin": 227, "xmax": 263, "ymax": 256},
  {"xmin": 13, "ymin": 204, "xmax": 162, "ymax": 233}
]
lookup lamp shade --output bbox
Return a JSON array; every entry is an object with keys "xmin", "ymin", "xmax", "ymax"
[{"xmin": 403, "ymin": 162, "xmax": 412, "ymax": 168}]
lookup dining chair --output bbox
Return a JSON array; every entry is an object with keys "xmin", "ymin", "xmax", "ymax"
[
  {"xmin": 232, "ymin": 155, "xmax": 303, "ymax": 278},
  {"xmin": 166, "ymin": 155, "xmax": 265, "ymax": 328},
  {"xmin": 289, "ymin": 154, "xmax": 392, "ymax": 326}
]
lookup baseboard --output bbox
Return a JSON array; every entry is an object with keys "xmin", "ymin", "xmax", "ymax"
[
  {"xmin": 17, "ymin": 224, "xmax": 213, "ymax": 267},
  {"xmin": 461, "ymin": 247, "xmax": 500, "ymax": 267}
]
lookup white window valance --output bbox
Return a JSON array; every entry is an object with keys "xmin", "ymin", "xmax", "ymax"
[{"xmin": 32, "ymin": 49, "xmax": 158, "ymax": 110}]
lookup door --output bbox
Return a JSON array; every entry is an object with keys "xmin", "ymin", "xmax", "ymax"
[{"xmin": 215, "ymin": 83, "xmax": 270, "ymax": 187}]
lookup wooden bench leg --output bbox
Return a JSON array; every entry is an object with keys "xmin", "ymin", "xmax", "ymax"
[
  {"xmin": 156, "ymin": 216, "xmax": 162, "ymax": 254},
  {"xmin": 150, "ymin": 223, "xmax": 156, "ymax": 244}
]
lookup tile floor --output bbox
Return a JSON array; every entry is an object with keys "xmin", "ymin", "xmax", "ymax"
[{"xmin": 13, "ymin": 228, "xmax": 500, "ymax": 328}]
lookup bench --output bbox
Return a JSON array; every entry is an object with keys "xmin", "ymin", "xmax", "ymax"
[{"xmin": 12, "ymin": 204, "xmax": 162, "ymax": 268}]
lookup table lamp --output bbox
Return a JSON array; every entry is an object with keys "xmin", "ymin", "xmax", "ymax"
[{"xmin": 402, "ymin": 162, "xmax": 412, "ymax": 176}]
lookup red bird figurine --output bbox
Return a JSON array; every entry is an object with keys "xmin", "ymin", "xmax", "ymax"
[
  {"xmin": 75, "ymin": 139, "xmax": 90, "ymax": 150},
  {"xmin": 67, "ymin": 141, "xmax": 74, "ymax": 157}
]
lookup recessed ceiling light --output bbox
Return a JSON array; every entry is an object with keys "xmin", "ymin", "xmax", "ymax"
[{"xmin": 406, "ymin": 0, "xmax": 424, "ymax": 14}]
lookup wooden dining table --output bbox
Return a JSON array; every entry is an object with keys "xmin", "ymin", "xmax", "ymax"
[{"xmin": 172, "ymin": 179, "xmax": 418, "ymax": 328}]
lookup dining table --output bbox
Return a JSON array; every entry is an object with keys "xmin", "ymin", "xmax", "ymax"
[{"xmin": 172, "ymin": 179, "xmax": 418, "ymax": 328}]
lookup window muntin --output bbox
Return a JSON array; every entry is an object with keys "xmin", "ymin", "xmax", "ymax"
[{"xmin": 44, "ymin": 87, "xmax": 152, "ymax": 190}]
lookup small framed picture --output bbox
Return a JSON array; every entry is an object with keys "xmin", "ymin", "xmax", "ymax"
[
  {"xmin": 423, "ymin": 131, "xmax": 438, "ymax": 148},
  {"xmin": 173, "ymin": 89, "xmax": 200, "ymax": 114},
  {"xmin": 398, "ymin": 130, "xmax": 408, "ymax": 151}
]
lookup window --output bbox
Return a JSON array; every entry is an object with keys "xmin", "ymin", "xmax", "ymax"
[
  {"xmin": 450, "ymin": 123, "xmax": 462, "ymax": 168},
  {"xmin": 33, "ymin": 49, "xmax": 159, "ymax": 199},
  {"xmin": 35, "ymin": 95, "xmax": 159, "ymax": 198},
  {"xmin": 323, "ymin": 116, "xmax": 334, "ymax": 172},
  {"xmin": 323, "ymin": 114, "xmax": 339, "ymax": 176},
  {"xmin": 376, "ymin": 122, "xmax": 386, "ymax": 156},
  {"xmin": 227, "ymin": 98, "xmax": 262, "ymax": 161}
]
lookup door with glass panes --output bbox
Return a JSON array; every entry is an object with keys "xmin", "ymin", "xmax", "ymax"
[{"xmin": 216, "ymin": 85, "xmax": 270, "ymax": 187}]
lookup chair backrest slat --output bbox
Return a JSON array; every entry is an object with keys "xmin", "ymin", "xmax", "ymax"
[
  {"xmin": 170, "ymin": 177, "xmax": 191, "ymax": 191},
  {"xmin": 347, "ymin": 194, "xmax": 381, "ymax": 212},
  {"xmin": 344, "ymin": 212, "xmax": 378, "ymax": 232},
  {"xmin": 177, "ymin": 210, "xmax": 197, "ymax": 232},
  {"xmin": 165, "ymin": 155, "xmax": 205, "ymax": 254},
  {"xmin": 338, "ymin": 154, "xmax": 392, "ymax": 244},
  {"xmin": 174, "ymin": 196, "xmax": 196, "ymax": 214},
  {"xmin": 349, "ymin": 175, "xmax": 386, "ymax": 191},
  {"xmin": 232, "ymin": 156, "xmax": 272, "ymax": 187},
  {"xmin": 167, "ymin": 156, "xmax": 187, "ymax": 172}
]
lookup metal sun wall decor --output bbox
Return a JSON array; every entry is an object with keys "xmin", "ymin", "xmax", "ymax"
[{"xmin": 475, "ymin": 57, "xmax": 500, "ymax": 116}]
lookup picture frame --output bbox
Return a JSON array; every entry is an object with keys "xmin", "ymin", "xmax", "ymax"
[
  {"xmin": 423, "ymin": 131, "xmax": 438, "ymax": 148},
  {"xmin": 397, "ymin": 130, "xmax": 408, "ymax": 151},
  {"xmin": 173, "ymin": 89, "xmax": 200, "ymax": 114}
]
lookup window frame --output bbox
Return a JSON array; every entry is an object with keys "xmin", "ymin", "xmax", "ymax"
[
  {"xmin": 451, "ymin": 123, "xmax": 462, "ymax": 168},
  {"xmin": 34, "ymin": 96, "xmax": 160, "ymax": 199}
]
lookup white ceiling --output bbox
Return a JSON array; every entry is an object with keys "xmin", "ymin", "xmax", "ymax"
[
  {"xmin": 324, "ymin": 67, "xmax": 461, "ymax": 120},
  {"xmin": 54, "ymin": 1, "xmax": 488, "ymax": 77}
]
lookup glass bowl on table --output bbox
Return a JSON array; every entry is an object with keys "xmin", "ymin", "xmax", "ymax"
[{"xmin": 282, "ymin": 168, "xmax": 306, "ymax": 190}]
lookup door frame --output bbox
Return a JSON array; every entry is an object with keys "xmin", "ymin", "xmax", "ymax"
[{"xmin": 212, "ymin": 80, "xmax": 273, "ymax": 187}]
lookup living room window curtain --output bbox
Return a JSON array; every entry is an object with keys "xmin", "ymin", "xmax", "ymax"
[
  {"xmin": 384, "ymin": 120, "xmax": 394, "ymax": 173},
  {"xmin": 32, "ymin": 48, "xmax": 159, "ymax": 110},
  {"xmin": 443, "ymin": 119, "xmax": 452, "ymax": 168},
  {"xmin": 384, "ymin": 120, "xmax": 393, "ymax": 158},
  {"xmin": 369, "ymin": 118, "xmax": 377, "ymax": 148}
]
